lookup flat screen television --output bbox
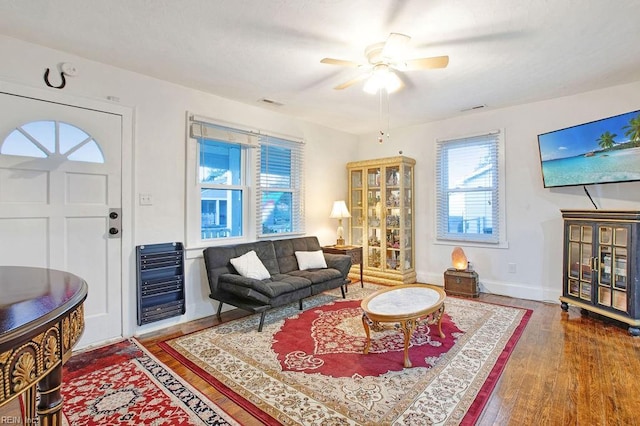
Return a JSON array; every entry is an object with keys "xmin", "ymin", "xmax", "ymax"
[{"xmin": 537, "ymin": 109, "xmax": 640, "ymax": 188}]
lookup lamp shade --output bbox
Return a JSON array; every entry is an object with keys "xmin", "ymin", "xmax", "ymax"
[
  {"xmin": 363, "ymin": 65, "xmax": 403, "ymax": 94},
  {"xmin": 329, "ymin": 200, "xmax": 351, "ymax": 218}
]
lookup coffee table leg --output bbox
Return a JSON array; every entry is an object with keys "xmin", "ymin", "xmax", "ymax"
[
  {"xmin": 362, "ymin": 313, "xmax": 371, "ymax": 354},
  {"xmin": 400, "ymin": 319, "xmax": 416, "ymax": 368},
  {"xmin": 435, "ymin": 305, "xmax": 446, "ymax": 338}
]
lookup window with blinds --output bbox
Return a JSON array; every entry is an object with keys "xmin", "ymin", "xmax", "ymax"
[
  {"xmin": 257, "ymin": 135, "xmax": 305, "ymax": 236},
  {"xmin": 185, "ymin": 114, "xmax": 306, "ymax": 247},
  {"xmin": 192, "ymin": 121, "xmax": 255, "ymax": 241},
  {"xmin": 436, "ymin": 131, "xmax": 504, "ymax": 244}
]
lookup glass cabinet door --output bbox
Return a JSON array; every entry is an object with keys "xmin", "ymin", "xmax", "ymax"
[
  {"xmin": 571, "ymin": 223, "xmax": 631, "ymax": 313},
  {"xmin": 349, "ymin": 170, "xmax": 363, "ymax": 245},
  {"xmin": 612, "ymin": 226, "xmax": 628, "ymax": 312},
  {"xmin": 401, "ymin": 163, "xmax": 413, "ymax": 271},
  {"xmin": 567, "ymin": 224, "xmax": 593, "ymax": 301},
  {"xmin": 366, "ymin": 167, "xmax": 382, "ymax": 269},
  {"xmin": 384, "ymin": 165, "xmax": 401, "ymax": 270}
]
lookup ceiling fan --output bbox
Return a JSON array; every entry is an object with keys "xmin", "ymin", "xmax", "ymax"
[{"xmin": 320, "ymin": 33, "xmax": 449, "ymax": 93}]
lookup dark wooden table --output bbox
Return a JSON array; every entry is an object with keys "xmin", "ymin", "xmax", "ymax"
[
  {"xmin": 322, "ymin": 245, "xmax": 363, "ymax": 289},
  {"xmin": 0, "ymin": 266, "xmax": 87, "ymax": 425}
]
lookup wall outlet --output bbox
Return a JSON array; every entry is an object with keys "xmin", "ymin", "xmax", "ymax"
[
  {"xmin": 508, "ymin": 263, "xmax": 517, "ymax": 273},
  {"xmin": 139, "ymin": 193, "xmax": 153, "ymax": 206}
]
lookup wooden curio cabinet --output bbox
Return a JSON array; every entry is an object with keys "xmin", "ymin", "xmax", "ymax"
[
  {"xmin": 347, "ymin": 156, "xmax": 416, "ymax": 285},
  {"xmin": 560, "ymin": 210, "xmax": 640, "ymax": 335}
]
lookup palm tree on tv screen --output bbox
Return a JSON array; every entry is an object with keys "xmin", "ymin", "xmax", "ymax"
[
  {"xmin": 596, "ymin": 131, "xmax": 617, "ymax": 150},
  {"xmin": 623, "ymin": 114, "xmax": 640, "ymax": 146}
]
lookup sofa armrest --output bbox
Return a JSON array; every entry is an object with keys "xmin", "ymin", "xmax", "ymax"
[{"xmin": 323, "ymin": 253, "xmax": 352, "ymax": 279}]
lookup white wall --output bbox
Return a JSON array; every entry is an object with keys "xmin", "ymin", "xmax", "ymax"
[
  {"xmin": 3, "ymin": 33, "xmax": 639, "ymax": 340},
  {"xmin": 0, "ymin": 35, "xmax": 359, "ymax": 337},
  {"xmin": 356, "ymin": 81, "xmax": 640, "ymax": 302}
]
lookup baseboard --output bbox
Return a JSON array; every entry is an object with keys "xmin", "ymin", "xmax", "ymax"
[{"xmin": 419, "ymin": 271, "xmax": 560, "ymax": 303}]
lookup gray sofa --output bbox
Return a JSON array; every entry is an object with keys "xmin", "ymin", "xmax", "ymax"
[{"xmin": 203, "ymin": 236, "xmax": 352, "ymax": 331}]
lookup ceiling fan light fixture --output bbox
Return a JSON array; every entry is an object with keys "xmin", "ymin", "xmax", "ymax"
[{"xmin": 363, "ymin": 65, "xmax": 402, "ymax": 94}]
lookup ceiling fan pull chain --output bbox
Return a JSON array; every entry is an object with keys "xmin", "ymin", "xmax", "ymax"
[
  {"xmin": 378, "ymin": 89, "xmax": 384, "ymax": 143},
  {"xmin": 386, "ymin": 89, "xmax": 391, "ymax": 142}
]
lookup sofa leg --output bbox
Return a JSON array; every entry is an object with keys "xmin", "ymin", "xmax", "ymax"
[
  {"xmin": 258, "ymin": 311, "xmax": 267, "ymax": 332},
  {"xmin": 216, "ymin": 302, "xmax": 223, "ymax": 319},
  {"xmin": 340, "ymin": 285, "xmax": 346, "ymax": 298},
  {"xmin": 299, "ymin": 299, "xmax": 303, "ymax": 310}
]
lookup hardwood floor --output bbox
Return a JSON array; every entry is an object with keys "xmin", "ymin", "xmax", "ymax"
[{"xmin": 137, "ymin": 289, "xmax": 640, "ymax": 425}]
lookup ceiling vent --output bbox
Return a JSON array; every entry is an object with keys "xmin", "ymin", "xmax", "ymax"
[
  {"xmin": 258, "ymin": 98, "xmax": 283, "ymax": 107},
  {"xmin": 461, "ymin": 104, "xmax": 487, "ymax": 112}
]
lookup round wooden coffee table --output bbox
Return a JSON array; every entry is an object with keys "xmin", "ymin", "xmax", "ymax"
[{"xmin": 361, "ymin": 284, "xmax": 446, "ymax": 368}]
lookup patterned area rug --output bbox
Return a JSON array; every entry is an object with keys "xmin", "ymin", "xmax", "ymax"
[
  {"xmin": 159, "ymin": 285, "xmax": 531, "ymax": 425},
  {"xmin": 272, "ymin": 299, "xmax": 464, "ymax": 377},
  {"xmin": 62, "ymin": 339, "xmax": 239, "ymax": 425}
]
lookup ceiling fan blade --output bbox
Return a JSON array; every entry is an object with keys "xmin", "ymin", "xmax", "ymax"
[
  {"xmin": 401, "ymin": 55, "xmax": 449, "ymax": 70},
  {"xmin": 320, "ymin": 58, "xmax": 361, "ymax": 67},
  {"xmin": 381, "ymin": 33, "xmax": 411, "ymax": 59},
  {"xmin": 334, "ymin": 73, "xmax": 368, "ymax": 90}
]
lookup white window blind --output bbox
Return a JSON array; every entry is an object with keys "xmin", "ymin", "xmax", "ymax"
[
  {"xmin": 436, "ymin": 131, "xmax": 503, "ymax": 244},
  {"xmin": 256, "ymin": 135, "xmax": 305, "ymax": 237}
]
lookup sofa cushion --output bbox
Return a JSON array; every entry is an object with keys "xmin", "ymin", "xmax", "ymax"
[
  {"xmin": 295, "ymin": 250, "xmax": 327, "ymax": 270},
  {"xmin": 230, "ymin": 250, "xmax": 271, "ymax": 280},
  {"xmin": 286, "ymin": 267, "xmax": 342, "ymax": 284},
  {"xmin": 273, "ymin": 237, "xmax": 322, "ymax": 274},
  {"xmin": 219, "ymin": 273, "xmax": 311, "ymax": 300}
]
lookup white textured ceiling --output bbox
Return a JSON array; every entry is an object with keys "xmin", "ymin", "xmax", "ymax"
[{"xmin": 1, "ymin": 0, "xmax": 639, "ymax": 135}]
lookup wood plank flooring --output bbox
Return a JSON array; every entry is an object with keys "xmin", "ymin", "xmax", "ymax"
[{"xmin": 137, "ymin": 289, "xmax": 640, "ymax": 425}]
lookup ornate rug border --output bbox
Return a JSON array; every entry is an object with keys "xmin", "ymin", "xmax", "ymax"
[
  {"xmin": 65, "ymin": 338, "xmax": 241, "ymax": 426},
  {"xmin": 159, "ymin": 339, "xmax": 281, "ymax": 425},
  {"xmin": 130, "ymin": 338, "xmax": 242, "ymax": 425},
  {"xmin": 457, "ymin": 300, "xmax": 532, "ymax": 425}
]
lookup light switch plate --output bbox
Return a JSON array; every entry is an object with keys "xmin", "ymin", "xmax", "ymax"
[{"xmin": 139, "ymin": 193, "xmax": 153, "ymax": 206}]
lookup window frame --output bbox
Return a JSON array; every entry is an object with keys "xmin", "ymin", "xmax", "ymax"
[
  {"xmin": 198, "ymin": 138, "xmax": 248, "ymax": 240},
  {"xmin": 185, "ymin": 113, "xmax": 305, "ymax": 250},
  {"xmin": 435, "ymin": 129, "xmax": 507, "ymax": 247}
]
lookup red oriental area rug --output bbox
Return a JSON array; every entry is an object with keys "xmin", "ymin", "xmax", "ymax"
[
  {"xmin": 159, "ymin": 285, "xmax": 532, "ymax": 425},
  {"xmin": 61, "ymin": 339, "xmax": 239, "ymax": 425},
  {"xmin": 272, "ymin": 299, "xmax": 463, "ymax": 377}
]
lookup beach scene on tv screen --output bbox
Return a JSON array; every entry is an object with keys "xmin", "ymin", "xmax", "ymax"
[{"xmin": 538, "ymin": 110, "xmax": 640, "ymax": 187}]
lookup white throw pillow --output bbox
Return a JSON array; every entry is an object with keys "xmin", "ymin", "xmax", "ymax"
[
  {"xmin": 230, "ymin": 250, "xmax": 271, "ymax": 280},
  {"xmin": 295, "ymin": 250, "xmax": 327, "ymax": 270}
]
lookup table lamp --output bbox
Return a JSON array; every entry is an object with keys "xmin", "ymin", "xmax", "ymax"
[{"xmin": 329, "ymin": 200, "xmax": 351, "ymax": 246}]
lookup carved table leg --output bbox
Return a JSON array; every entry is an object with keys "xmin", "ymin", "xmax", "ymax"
[
  {"xmin": 400, "ymin": 319, "xmax": 416, "ymax": 368},
  {"xmin": 22, "ymin": 384, "xmax": 37, "ymax": 425},
  {"xmin": 362, "ymin": 313, "xmax": 371, "ymax": 354},
  {"xmin": 37, "ymin": 363, "xmax": 64, "ymax": 426},
  {"xmin": 434, "ymin": 304, "xmax": 446, "ymax": 339}
]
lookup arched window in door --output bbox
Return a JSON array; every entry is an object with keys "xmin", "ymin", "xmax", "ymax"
[{"xmin": 1, "ymin": 120, "xmax": 105, "ymax": 163}]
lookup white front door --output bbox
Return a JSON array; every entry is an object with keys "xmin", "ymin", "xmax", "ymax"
[{"xmin": 0, "ymin": 91, "xmax": 122, "ymax": 348}]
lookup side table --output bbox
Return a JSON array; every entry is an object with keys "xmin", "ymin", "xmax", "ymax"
[
  {"xmin": 443, "ymin": 268, "xmax": 479, "ymax": 298},
  {"xmin": 0, "ymin": 266, "xmax": 87, "ymax": 426},
  {"xmin": 322, "ymin": 245, "xmax": 363, "ymax": 290}
]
